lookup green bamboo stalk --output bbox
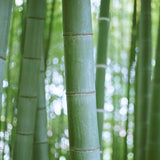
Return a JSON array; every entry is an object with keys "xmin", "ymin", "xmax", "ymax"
[
  {"xmin": 134, "ymin": 46, "xmax": 139, "ymax": 160},
  {"xmin": 0, "ymin": 0, "xmax": 13, "ymax": 113},
  {"xmin": 13, "ymin": 0, "xmax": 46, "ymax": 159},
  {"xmin": 124, "ymin": 0, "xmax": 137, "ymax": 159},
  {"xmin": 146, "ymin": 8, "xmax": 160, "ymax": 160},
  {"xmin": 134, "ymin": 19, "xmax": 140, "ymax": 160},
  {"xmin": 112, "ymin": 95, "xmax": 118, "ymax": 160},
  {"xmin": 2, "ymin": 2, "xmax": 16, "ymax": 158},
  {"xmin": 135, "ymin": 0, "xmax": 152, "ymax": 160},
  {"xmin": 10, "ymin": 1, "xmax": 26, "ymax": 158},
  {"xmin": 44, "ymin": 0, "xmax": 56, "ymax": 70},
  {"xmin": 34, "ymin": 55, "xmax": 49, "ymax": 160},
  {"xmin": 20, "ymin": 0, "xmax": 27, "ymax": 55},
  {"xmin": 62, "ymin": 0, "xmax": 100, "ymax": 160},
  {"xmin": 96, "ymin": 0, "xmax": 110, "ymax": 157},
  {"xmin": 32, "ymin": 2, "xmax": 47, "ymax": 159},
  {"xmin": 57, "ymin": 108, "xmax": 64, "ymax": 159}
]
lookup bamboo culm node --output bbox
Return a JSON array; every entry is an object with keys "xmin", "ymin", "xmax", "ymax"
[{"xmin": 66, "ymin": 91, "xmax": 96, "ymax": 96}]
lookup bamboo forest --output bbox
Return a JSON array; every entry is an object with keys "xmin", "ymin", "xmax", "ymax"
[{"xmin": 0, "ymin": 0, "xmax": 160, "ymax": 160}]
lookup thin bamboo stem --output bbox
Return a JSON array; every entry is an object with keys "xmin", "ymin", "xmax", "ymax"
[
  {"xmin": 0, "ymin": 0, "xmax": 13, "ymax": 113},
  {"xmin": 124, "ymin": 0, "xmax": 137, "ymax": 159},
  {"xmin": 146, "ymin": 8, "xmax": 160, "ymax": 160},
  {"xmin": 13, "ymin": 0, "xmax": 46, "ymax": 159},
  {"xmin": 136, "ymin": 0, "xmax": 152, "ymax": 160},
  {"xmin": 96, "ymin": 0, "xmax": 110, "ymax": 158}
]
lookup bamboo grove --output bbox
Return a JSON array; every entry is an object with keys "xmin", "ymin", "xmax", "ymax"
[{"xmin": 0, "ymin": 0, "xmax": 160, "ymax": 160}]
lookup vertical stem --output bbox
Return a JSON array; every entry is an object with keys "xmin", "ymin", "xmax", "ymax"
[
  {"xmin": 146, "ymin": 8, "xmax": 160, "ymax": 160},
  {"xmin": 34, "ymin": 50, "xmax": 49, "ymax": 160},
  {"xmin": 44, "ymin": 0, "xmax": 56, "ymax": 71},
  {"xmin": 10, "ymin": 1, "xmax": 26, "ymax": 158},
  {"xmin": 124, "ymin": 0, "xmax": 137, "ymax": 159},
  {"xmin": 0, "ymin": 0, "xmax": 13, "ymax": 113},
  {"xmin": 13, "ymin": 0, "xmax": 46, "ymax": 159},
  {"xmin": 136, "ymin": 0, "xmax": 152, "ymax": 160},
  {"xmin": 62, "ymin": 0, "xmax": 101, "ymax": 160},
  {"xmin": 32, "ymin": 1, "xmax": 48, "ymax": 159},
  {"xmin": 96, "ymin": 0, "xmax": 110, "ymax": 158},
  {"xmin": 2, "ymin": 2, "xmax": 15, "ymax": 159}
]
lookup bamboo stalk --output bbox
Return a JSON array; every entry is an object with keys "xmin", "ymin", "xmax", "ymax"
[
  {"xmin": 33, "ymin": 2, "xmax": 48, "ymax": 159},
  {"xmin": 135, "ymin": 0, "xmax": 152, "ymax": 160},
  {"xmin": 124, "ymin": 0, "xmax": 137, "ymax": 159},
  {"xmin": 0, "ymin": 0, "xmax": 13, "ymax": 113},
  {"xmin": 10, "ymin": 1, "xmax": 26, "ymax": 158},
  {"xmin": 62, "ymin": 0, "xmax": 101, "ymax": 159},
  {"xmin": 2, "ymin": 2, "xmax": 16, "ymax": 159},
  {"xmin": 34, "ymin": 55, "xmax": 49, "ymax": 160},
  {"xmin": 44, "ymin": 0, "xmax": 56, "ymax": 71},
  {"xmin": 96, "ymin": 0, "xmax": 110, "ymax": 158},
  {"xmin": 13, "ymin": 0, "xmax": 46, "ymax": 159},
  {"xmin": 146, "ymin": 8, "xmax": 160, "ymax": 160}
]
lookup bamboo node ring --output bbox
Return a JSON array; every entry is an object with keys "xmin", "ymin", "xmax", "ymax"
[
  {"xmin": 66, "ymin": 91, "xmax": 96, "ymax": 95},
  {"xmin": 28, "ymin": 16, "xmax": 45, "ymax": 21},
  {"xmin": 96, "ymin": 64, "xmax": 107, "ymax": 68},
  {"xmin": 63, "ymin": 33, "xmax": 93, "ymax": 37},
  {"xmin": 23, "ymin": 56, "xmax": 41, "ymax": 61},
  {"xmin": 20, "ymin": 95, "xmax": 37, "ymax": 99},
  {"xmin": 34, "ymin": 141, "xmax": 48, "ymax": 144},
  {"xmin": 98, "ymin": 17, "xmax": 110, "ymax": 22},
  {"xmin": 0, "ymin": 56, "xmax": 6, "ymax": 61},
  {"xmin": 16, "ymin": 132, "xmax": 34, "ymax": 135},
  {"xmin": 70, "ymin": 146, "xmax": 100, "ymax": 152},
  {"xmin": 96, "ymin": 109, "xmax": 106, "ymax": 113},
  {"xmin": 37, "ymin": 107, "xmax": 46, "ymax": 110}
]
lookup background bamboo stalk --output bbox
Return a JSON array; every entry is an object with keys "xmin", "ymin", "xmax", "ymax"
[
  {"xmin": 10, "ymin": 1, "xmax": 26, "ymax": 157},
  {"xmin": 124, "ymin": 0, "xmax": 137, "ymax": 159},
  {"xmin": 1, "ymin": 2, "xmax": 16, "ymax": 158},
  {"xmin": 33, "ymin": 1, "xmax": 48, "ymax": 159},
  {"xmin": 0, "ymin": 0, "xmax": 13, "ymax": 113},
  {"xmin": 45, "ymin": 0, "xmax": 56, "ymax": 71},
  {"xmin": 136, "ymin": 0, "xmax": 152, "ymax": 160},
  {"xmin": 96, "ymin": 0, "xmax": 110, "ymax": 158},
  {"xmin": 13, "ymin": 0, "xmax": 46, "ymax": 159},
  {"xmin": 146, "ymin": 8, "xmax": 160, "ymax": 160},
  {"xmin": 34, "ymin": 52, "xmax": 49, "ymax": 160}
]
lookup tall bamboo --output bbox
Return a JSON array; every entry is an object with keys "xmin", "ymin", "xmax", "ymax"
[
  {"xmin": 124, "ymin": 0, "xmax": 137, "ymax": 159},
  {"xmin": 10, "ymin": 1, "xmax": 26, "ymax": 157},
  {"xmin": 134, "ymin": 19, "xmax": 140, "ymax": 160},
  {"xmin": 146, "ymin": 9, "xmax": 160, "ymax": 160},
  {"xmin": 62, "ymin": 0, "xmax": 100, "ymax": 160},
  {"xmin": 33, "ymin": 1, "xmax": 48, "ymax": 159},
  {"xmin": 135, "ymin": 0, "xmax": 152, "ymax": 160},
  {"xmin": 45, "ymin": 0, "xmax": 56, "ymax": 70},
  {"xmin": 96, "ymin": 0, "xmax": 110, "ymax": 157},
  {"xmin": 112, "ymin": 94, "xmax": 118, "ymax": 160},
  {"xmin": 2, "ymin": 2, "xmax": 16, "ymax": 158},
  {"xmin": 34, "ymin": 56, "xmax": 49, "ymax": 160},
  {"xmin": 13, "ymin": 0, "xmax": 46, "ymax": 159},
  {"xmin": 0, "ymin": 0, "xmax": 12, "ymax": 113}
]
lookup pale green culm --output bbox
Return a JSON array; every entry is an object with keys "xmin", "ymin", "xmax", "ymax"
[
  {"xmin": 96, "ymin": 1, "xmax": 110, "ymax": 159},
  {"xmin": 13, "ymin": 0, "xmax": 46, "ymax": 160},
  {"xmin": 34, "ymin": 54, "xmax": 49, "ymax": 160},
  {"xmin": 62, "ymin": 0, "xmax": 101, "ymax": 160},
  {"xmin": 124, "ymin": 0, "xmax": 137, "ymax": 159}
]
